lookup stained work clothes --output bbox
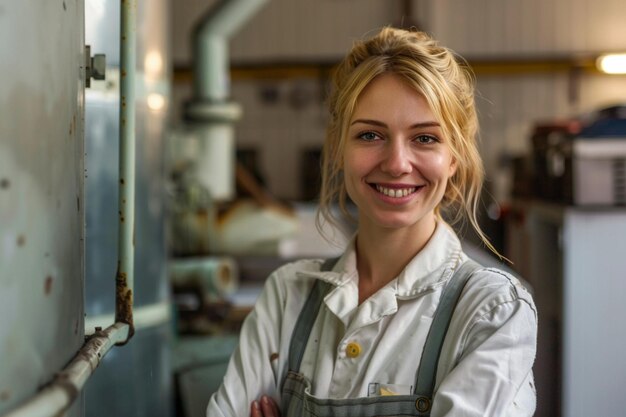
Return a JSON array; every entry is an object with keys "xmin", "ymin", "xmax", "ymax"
[{"xmin": 206, "ymin": 222, "xmax": 537, "ymax": 417}]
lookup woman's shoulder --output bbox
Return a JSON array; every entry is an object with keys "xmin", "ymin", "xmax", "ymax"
[
  {"xmin": 458, "ymin": 261, "xmax": 537, "ymax": 323},
  {"xmin": 466, "ymin": 263, "xmax": 532, "ymax": 295}
]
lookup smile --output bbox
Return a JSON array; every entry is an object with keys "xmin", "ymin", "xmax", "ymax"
[{"xmin": 374, "ymin": 184, "xmax": 420, "ymax": 198}]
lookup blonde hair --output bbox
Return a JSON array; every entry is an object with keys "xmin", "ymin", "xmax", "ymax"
[{"xmin": 317, "ymin": 27, "xmax": 500, "ymax": 257}]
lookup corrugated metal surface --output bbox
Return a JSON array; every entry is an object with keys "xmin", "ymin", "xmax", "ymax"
[{"xmin": 0, "ymin": 1, "xmax": 85, "ymax": 415}]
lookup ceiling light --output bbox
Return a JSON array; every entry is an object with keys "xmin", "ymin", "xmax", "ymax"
[
  {"xmin": 147, "ymin": 93, "xmax": 166, "ymax": 111},
  {"xmin": 596, "ymin": 53, "xmax": 626, "ymax": 74}
]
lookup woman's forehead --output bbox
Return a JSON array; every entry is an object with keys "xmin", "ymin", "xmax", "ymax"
[{"xmin": 349, "ymin": 73, "xmax": 440, "ymax": 126}]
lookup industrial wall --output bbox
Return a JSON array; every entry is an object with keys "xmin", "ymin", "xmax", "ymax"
[
  {"xmin": 0, "ymin": 1, "xmax": 85, "ymax": 415},
  {"xmin": 171, "ymin": 0, "xmax": 626, "ymax": 201}
]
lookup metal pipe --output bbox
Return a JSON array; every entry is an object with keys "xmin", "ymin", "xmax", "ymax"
[
  {"xmin": 186, "ymin": 0, "xmax": 269, "ymax": 201},
  {"xmin": 116, "ymin": 0, "xmax": 137, "ymax": 341},
  {"xmin": 2, "ymin": 323, "xmax": 130, "ymax": 417},
  {"xmin": 193, "ymin": 0, "xmax": 268, "ymax": 102}
]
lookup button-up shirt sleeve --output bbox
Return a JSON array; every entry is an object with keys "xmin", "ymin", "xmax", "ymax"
[
  {"xmin": 431, "ymin": 270, "xmax": 538, "ymax": 417},
  {"xmin": 206, "ymin": 269, "xmax": 287, "ymax": 417}
]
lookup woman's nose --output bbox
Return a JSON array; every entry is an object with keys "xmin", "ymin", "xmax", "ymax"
[{"xmin": 380, "ymin": 141, "xmax": 412, "ymax": 176}]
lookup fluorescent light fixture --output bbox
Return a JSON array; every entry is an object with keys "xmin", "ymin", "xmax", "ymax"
[{"xmin": 596, "ymin": 53, "xmax": 626, "ymax": 74}]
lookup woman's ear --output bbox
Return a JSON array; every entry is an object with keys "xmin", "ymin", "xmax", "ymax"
[{"xmin": 448, "ymin": 157, "xmax": 458, "ymax": 176}]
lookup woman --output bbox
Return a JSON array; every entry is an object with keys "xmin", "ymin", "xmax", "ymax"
[{"xmin": 207, "ymin": 27, "xmax": 537, "ymax": 417}]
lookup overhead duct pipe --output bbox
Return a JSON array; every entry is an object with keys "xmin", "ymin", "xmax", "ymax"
[
  {"xmin": 184, "ymin": 0, "xmax": 269, "ymax": 202},
  {"xmin": 192, "ymin": 0, "xmax": 269, "ymax": 102}
]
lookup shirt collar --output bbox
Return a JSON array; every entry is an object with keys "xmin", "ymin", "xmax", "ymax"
[{"xmin": 297, "ymin": 221, "xmax": 463, "ymax": 298}]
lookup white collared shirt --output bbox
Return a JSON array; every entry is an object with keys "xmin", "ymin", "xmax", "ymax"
[{"xmin": 207, "ymin": 222, "xmax": 537, "ymax": 416}]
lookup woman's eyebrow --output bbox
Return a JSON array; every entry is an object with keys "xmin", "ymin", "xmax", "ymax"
[{"xmin": 350, "ymin": 119, "xmax": 441, "ymax": 129}]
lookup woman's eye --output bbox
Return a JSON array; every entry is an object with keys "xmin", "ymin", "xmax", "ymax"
[
  {"xmin": 358, "ymin": 131, "xmax": 380, "ymax": 141},
  {"xmin": 415, "ymin": 135, "xmax": 438, "ymax": 144}
]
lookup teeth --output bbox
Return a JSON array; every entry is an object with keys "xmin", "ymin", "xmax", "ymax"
[{"xmin": 375, "ymin": 185, "xmax": 417, "ymax": 198}]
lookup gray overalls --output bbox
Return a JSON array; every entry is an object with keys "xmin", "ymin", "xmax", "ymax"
[{"xmin": 280, "ymin": 259, "xmax": 480, "ymax": 417}]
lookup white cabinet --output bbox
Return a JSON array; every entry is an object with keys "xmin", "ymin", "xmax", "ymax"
[{"xmin": 526, "ymin": 204, "xmax": 626, "ymax": 417}]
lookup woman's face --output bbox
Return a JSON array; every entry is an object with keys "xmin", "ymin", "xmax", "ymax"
[{"xmin": 343, "ymin": 73, "xmax": 456, "ymax": 233}]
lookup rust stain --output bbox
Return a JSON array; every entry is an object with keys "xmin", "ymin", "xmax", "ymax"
[
  {"xmin": 82, "ymin": 331, "xmax": 108, "ymax": 363},
  {"xmin": 77, "ymin": 196, "xmax": 80, "ymax": 212},
  {"xmin": 44, "ymin": 276, "xmax": 53, "ymax": 295},
  {"xmin": 122, "ymin": 70, "xmax": 127, "ymax": 77},
  {"xmin": 0, "ymin": 178, "xmax": 9, "ymax": 189},
  {"xmin": 115, "ymin": 264, "xmax": 135, "ymax": 340},
  {"xmin": 270, "ymin": 353, "xmax": 279, "ymax": 362},
  {"xmin": 219, "ymin": 265, "xmax": 231, "ymax": 287},
  {"xmin": 16, "ymin": 235, "xmax": 25, "ymax": 246}
]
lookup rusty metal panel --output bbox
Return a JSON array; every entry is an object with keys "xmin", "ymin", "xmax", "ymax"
[{"xmin": 0, "ymin": 1, "xmax": 85, "ymax": 415}]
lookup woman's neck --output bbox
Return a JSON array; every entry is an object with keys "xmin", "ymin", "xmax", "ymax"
[{"xmin": 355, "ymin": 217, "xmax": 437, "ymax": 304}]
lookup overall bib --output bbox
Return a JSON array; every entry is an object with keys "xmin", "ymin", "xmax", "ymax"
[{"xmin": 280, "ymin": 259, "xmax": 480, "ymax": 417}]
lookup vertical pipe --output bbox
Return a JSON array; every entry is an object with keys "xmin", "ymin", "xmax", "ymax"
[
  {"xmin": 192, "ymin": 0, "xmax": 269, "ymax": 102},
  {"xmin": 116, "ymin": 0, "xmax": 136, "ymax": 340}
]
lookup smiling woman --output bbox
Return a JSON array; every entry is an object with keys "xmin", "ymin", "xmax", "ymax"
[
  {"xmin": 206, "ymin": 27, "xmax": 537, "ymax": 417},
  {"xmin": 343, "ymin": 74, "xmax": 456, "ymax": 248}
]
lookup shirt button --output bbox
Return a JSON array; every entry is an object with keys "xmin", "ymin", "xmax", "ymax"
[{"xmin": 346, "ymin": 342, "xmax": 361, "ymax": 358}]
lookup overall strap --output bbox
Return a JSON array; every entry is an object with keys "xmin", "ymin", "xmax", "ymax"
[
  {"xmin": 413, "ymin": 259, "xmax": 481, "ymax": 413},
  {"xmin": 287, "ymin": 258, "xmax": 338, "ymax": 372}
]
